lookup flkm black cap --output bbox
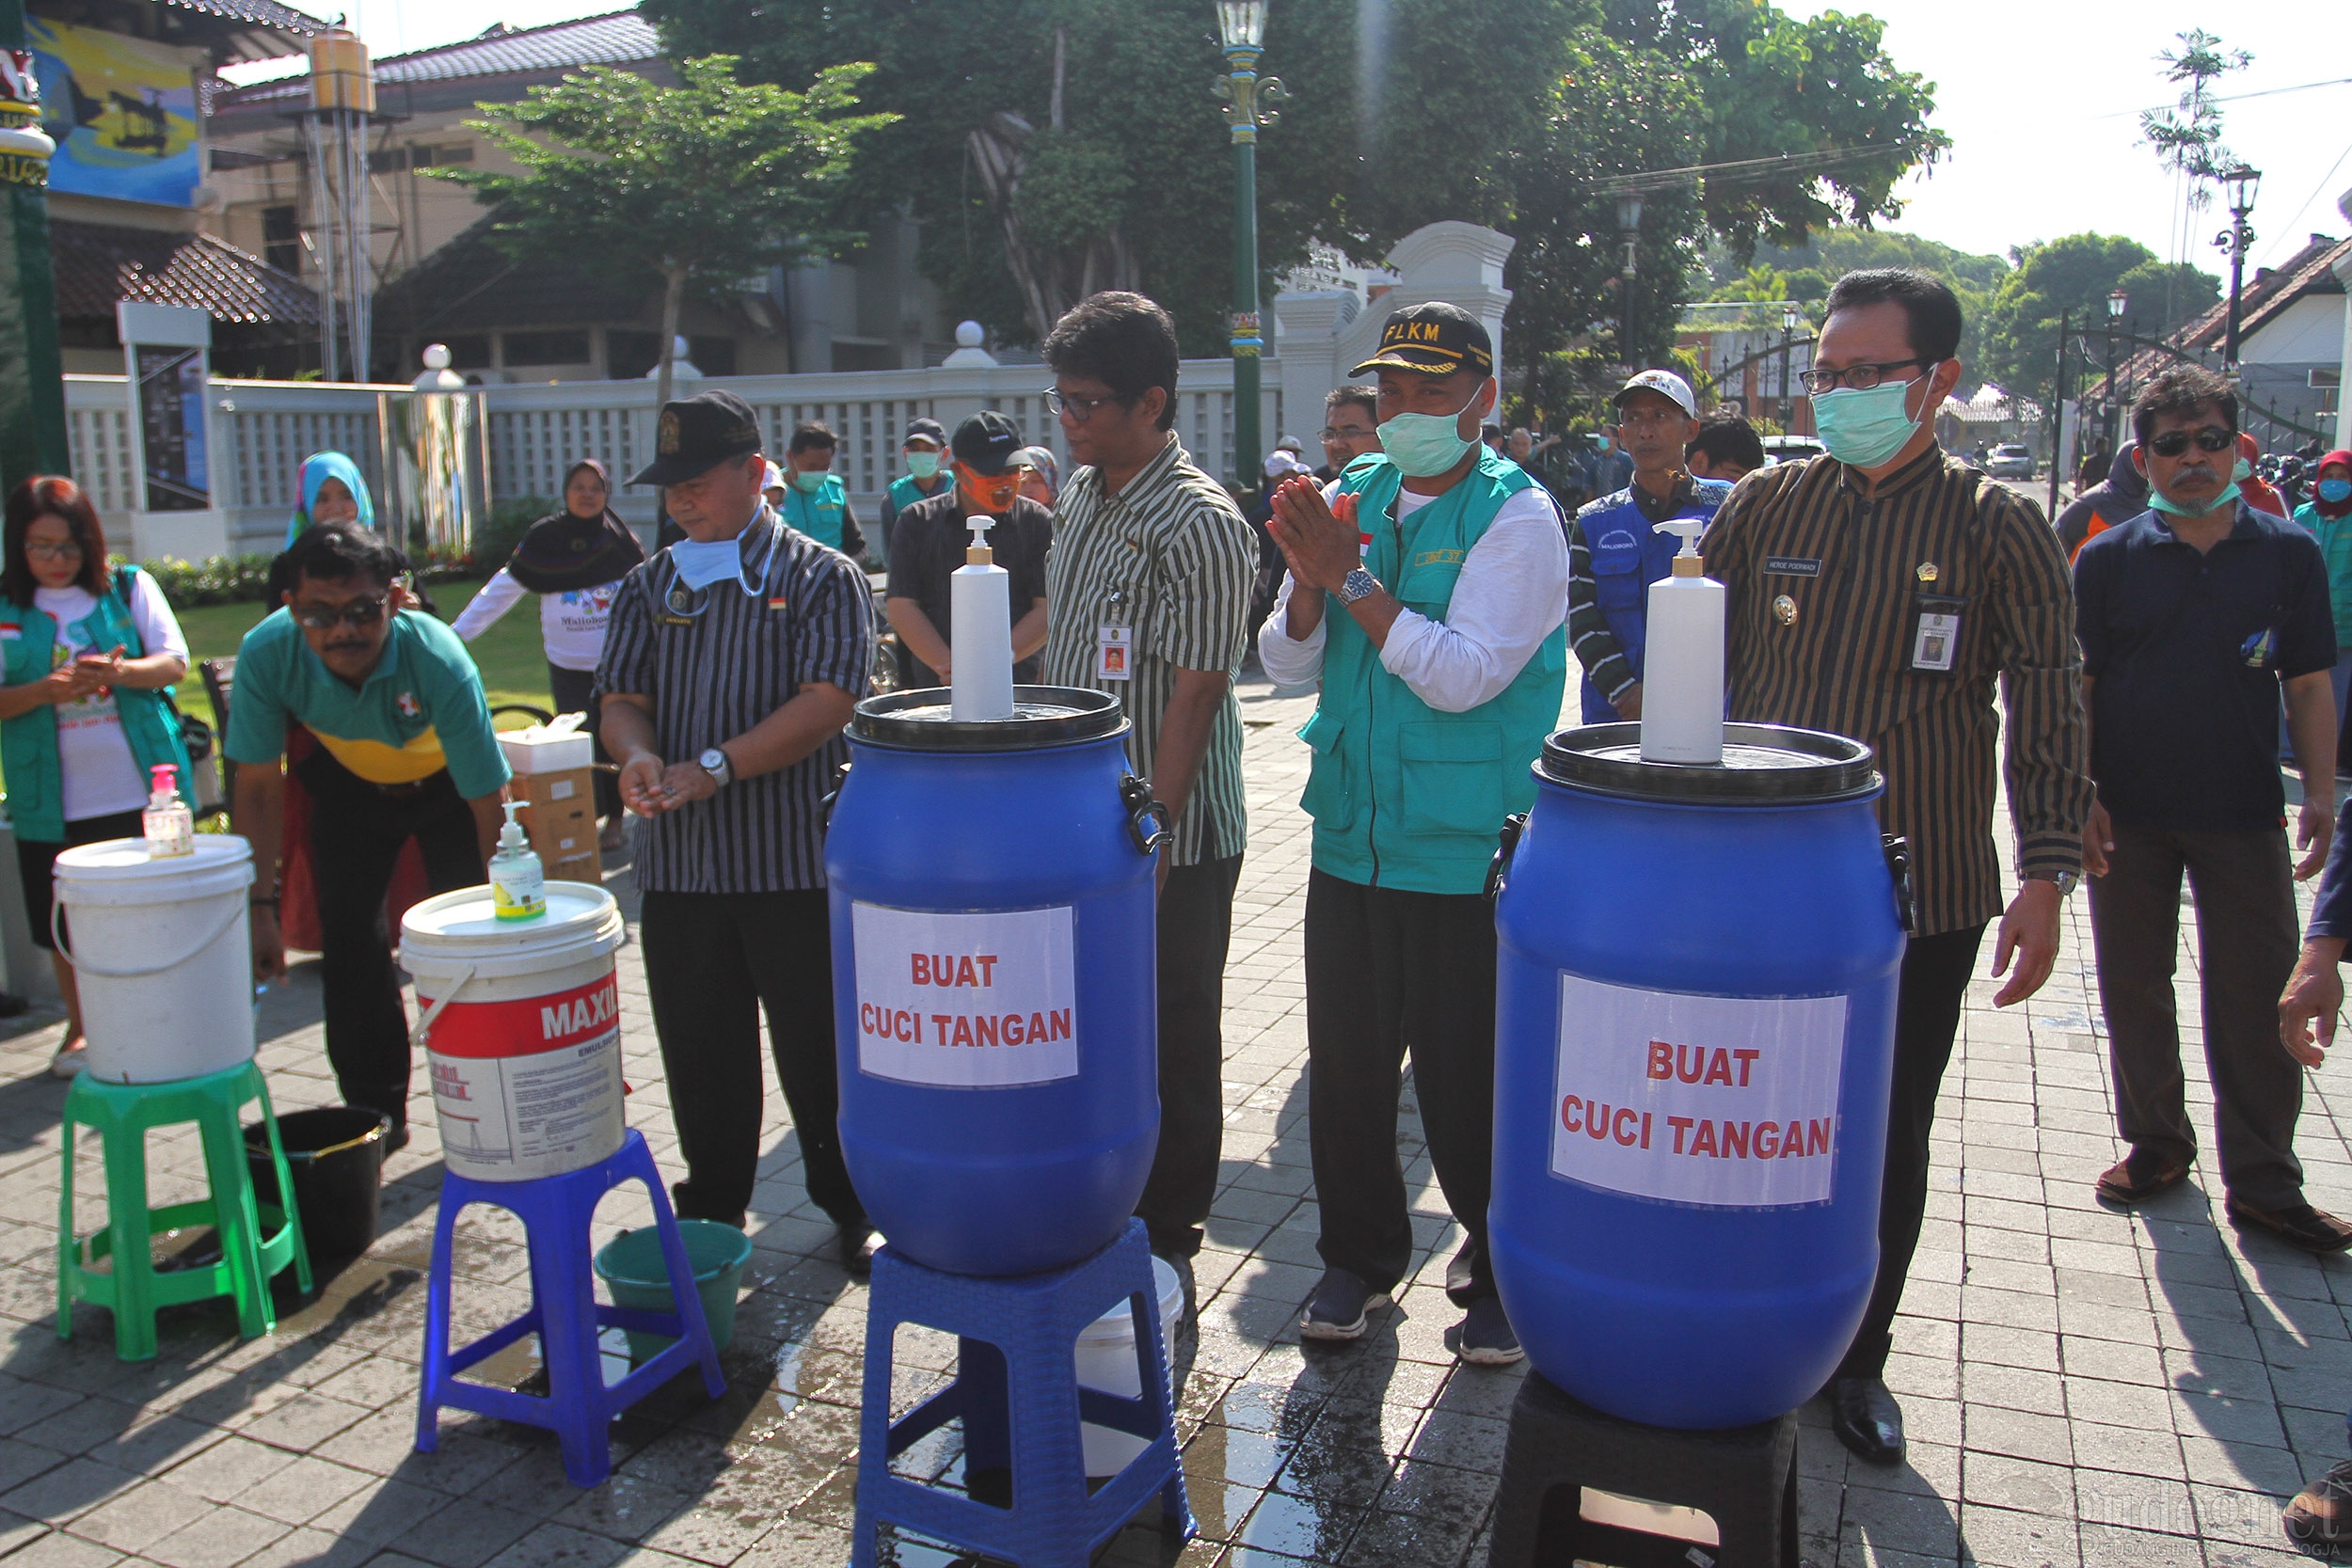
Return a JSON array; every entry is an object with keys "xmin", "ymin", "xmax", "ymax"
[
  {"xmin": 951, "ymin": 410, "xmax": 1027, "ymax": 477},
  {"xmin": 630, "ymin": 389, "xmax": 763, "ymax": 486},
  {"xmin": 1349, "ymin": 300, "xmax": 1495, "ymax": 379}
]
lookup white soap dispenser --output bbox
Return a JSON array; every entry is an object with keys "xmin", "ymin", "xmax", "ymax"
[
  {"xmin": 1638, "ymin": 516, "xmax": 1726, "ymax": 767},
  {"xmin": 142, "ymin": 764, "xmax": 194, "ymax": 858},
  {"xmin": 488, "ymin": 800, "xmax": 547, "ymax": 921},
  {"xmin": 950, "ymin": 512, "xmax": 1016, "ymax": 721}
]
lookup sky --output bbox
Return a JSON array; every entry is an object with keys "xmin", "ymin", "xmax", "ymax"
[{"xmin": 229, "ymin": 0, "xmax": 2349, "ymax": 277}]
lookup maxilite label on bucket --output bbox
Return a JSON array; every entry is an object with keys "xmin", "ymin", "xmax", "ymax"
[
  {"xmin": 851, "ymin": 902, "xmax": 1078, "ymax": 1086},
  {"xmin": 1551, "ymin": 974, "xmax": 1846, "ymax": 1208},
  {"xmin": 423, "ymin": 972, "xmax": 625, "ymax": 1180}
]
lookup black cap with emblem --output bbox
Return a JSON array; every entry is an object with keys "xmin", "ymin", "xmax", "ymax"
[
  {"xmin": 629, "ymin": 389, "xmax": 764, "ymax": 486},
  {"xmin": 1348, "ymin": 300, "xmax": 1495, "ymax": 379}
]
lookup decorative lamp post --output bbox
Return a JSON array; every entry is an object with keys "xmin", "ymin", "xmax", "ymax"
[
  {"xmin": 0, "ymin": 0, "xmax": 68, "ymax": 492},
  {"xmin": 1779, "ymin": 302, "xmax": 1801, "ymax": 434},
  {"xmin": 1214, "ymin": 1, "xmax": 1282, "ymax": 492},
  {"xmin": 2216, "ymin": 165, "xmax": 2261, "ymax": 380},
  {"xmin": 1614, "ymin": 192, "xmax": 1645, "ymax": 373},
  {"xmin": 2104, "ymin": 288, "xmax": 2128, "ymax": 450}
]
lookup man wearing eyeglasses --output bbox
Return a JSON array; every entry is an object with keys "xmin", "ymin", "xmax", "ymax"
[
  {"xmin": 227, "ymin": 522, "xmax": 512, "ymax": 1150},
  {"xmin": 2075, "ymin": 365, "xmax": 2346, "ymax": 1255},
  {"xmin": 1700, "ymin": 268, "xmax": 2092, "ymax": 1465},
  {"xmin": 1317, "ymin": 388, "xmax": 1381, "ymax": 481}
]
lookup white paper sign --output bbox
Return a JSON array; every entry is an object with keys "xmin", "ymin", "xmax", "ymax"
[
  {"xmin": 852, "ymin": 902, "xmax": 1079, "ymax": 1086},
  {"xmin": 1551, "ymin": 973, "xmax": 1848, "ymax": 1209}
]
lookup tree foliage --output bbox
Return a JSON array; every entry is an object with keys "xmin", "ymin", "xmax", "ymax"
[
  {"xmin": 1979, "ymin": 233, "xmax": 2220, "ymax": 417},
  {"xmin": 2140, "ymin": 29, "xmax": 2251, "ymax": 212},
  {"xmin": 427, "ymin": 55, "xmax": 893, "ymax": 400}
]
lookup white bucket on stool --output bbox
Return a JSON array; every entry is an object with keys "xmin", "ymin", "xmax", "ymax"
[
  {"xmin": 402, "ymin": 881, "xmax": 628, "ymax": 1181},
  {"xmin": 1075, "ymin": 1254, "xmax": 1184, "ymax": 1479},
  {"xmin": 55, "ymin": 836, "xmax": 255, "ymax": 1085}
]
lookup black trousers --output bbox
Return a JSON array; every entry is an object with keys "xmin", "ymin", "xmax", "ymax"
[
  {"xmin": 2088, "ymin": 822, "xmax": 2305, "ymax": 1208},
  {"xmin": 1304, "ymin": 868, "xmax": 1499, "ymax": 1306},
  {"xmin": 545, "ymin": 664, "xmax": 621, "ymax": 822},
  {"xmin": 1136, "ymin": 853, "xmax": 1243, "ymax": 1259},
  {"xmin": 638, "ymin": 889, "xmax": 863, "ymax": 1230},
  {"xmin": 302, "ymin": 752, "xmax": 483, "ymax": 1128},
  {"xmin": 1836, "ymin": 921, "xmax": 1988, "ymax": 1380}
]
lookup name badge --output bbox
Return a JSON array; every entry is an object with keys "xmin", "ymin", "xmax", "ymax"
[
  {"xmin": 1913, "ymin": 612, "xmax": 1960, "ymax": 673},
  {"xmin": 1098, "ymin": 625, "xmax": 1133, "ymax": 682},
  {"xmin": 1765, "ymin": 556, "xmax": 1821, "ymax": 578}
]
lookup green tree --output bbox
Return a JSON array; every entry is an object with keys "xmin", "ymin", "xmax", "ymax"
[
  {"xmin": 1979, "ymin": 233, "xmax": 2220, "ymax": 419},
  {"xmin": 1711, "ymin": 230, "xmax": 2010, "ymax": 366},
  {"xmin": 428, "ymin": 55, "xmax": 893, "ymax": 403}
]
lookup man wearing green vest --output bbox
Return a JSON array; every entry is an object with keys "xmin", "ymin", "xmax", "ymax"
[
  {"xmin": 771, "ymin": 420, "xmax": 866, "ymax": 562},
  {"xmin": 878, "ymin": 417, "xmax": 952, "ymax": 568},
  {"xmin": 1261, "ymin": 302, "xmax": 1569, "ymax": 1366}
]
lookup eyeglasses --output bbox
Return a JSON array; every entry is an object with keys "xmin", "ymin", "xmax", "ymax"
[
  {"xmin": 2142, "ymin": 427, "xmax": 2236, "ymax": 459},
  {"xmin": 292, "ymin": 596, "xmax": 388, "ymax": 631},
  {"xmin": 1799, "ymin": 359, "xmax": 1928, "ymax": 394},
  {"xmin": 24, "ymin": 542, "xmax": 83, "ymax": 562},
  {"xmin": 1044, "ymin": 388, "xmax": 1122, "ymax": 422},
  {"xmin": 1320, "ymin": 426, "xmax": 1375, "ymax": 441}
]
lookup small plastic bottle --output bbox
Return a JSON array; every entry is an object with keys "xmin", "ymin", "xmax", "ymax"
[
  {"xmin": 142, "ymin": 764, "xmax": 193, "ymax": 858},
  {"xmin": 488, "ymin": 800, "xmax": 546, "ymax": 921}
]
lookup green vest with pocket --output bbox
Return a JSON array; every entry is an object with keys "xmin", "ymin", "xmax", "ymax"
[
  {"xmin": 781, "ymin": 473, "xmax": 849, "ymax": 550},
  {"xmin": 1297, "ymin": 449, "xmax": 1565, "ymax": 895}
]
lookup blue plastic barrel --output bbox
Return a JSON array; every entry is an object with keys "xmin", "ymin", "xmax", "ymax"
[
  {"xmin": 1489, "ymin": 722, "xmax": 1907, "ymax": 1429},
  {"xmin": 828, "ymin": 687, "xmax": 1163, "ymax": 1276}
]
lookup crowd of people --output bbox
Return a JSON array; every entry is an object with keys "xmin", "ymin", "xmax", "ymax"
[{"xmin": 13, "ymin": 262, "xmax": 2352, "ymax": 1544}]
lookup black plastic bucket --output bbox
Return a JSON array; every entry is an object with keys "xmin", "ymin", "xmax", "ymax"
[{"xmin": 245, "ymin": 1107, "xmax": 391, "ymax": 1263}]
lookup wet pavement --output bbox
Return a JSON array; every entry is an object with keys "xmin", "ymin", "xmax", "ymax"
[{"xmin": 0, "ymin": 672, "xmax": 2342, "ymax": 1567}]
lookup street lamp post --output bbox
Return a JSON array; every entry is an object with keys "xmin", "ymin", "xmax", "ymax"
[
  {"xmin": 1615, "ymin": 193, "xmax": 1645, "ymax": 373},
  {"xmin": 1214, "ymin": 1, "xmax": 1282, "ymax": 494},
  {"xmin": 0, "ymin": 0, "xmax": 68, "ymax": 494},
  {"xmin": 2104, "ymin": 288, "xmax": 2128, "ymax": 450},
  {"xmin": 1779, "ymin": 303, "xmax": 1801, "ymax": 434},
  {"xmin": 2217, "ymin": 165, "xmax": 2261, "ymax": 380}
]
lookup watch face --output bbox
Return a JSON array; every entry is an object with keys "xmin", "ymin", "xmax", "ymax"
[{"xmin": 701, "ymin": 749, "xmax": 726, "ymax": 773}]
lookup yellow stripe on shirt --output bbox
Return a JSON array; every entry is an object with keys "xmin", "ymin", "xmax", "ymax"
[{"xmin": 312, "ymin": 725, "xmax": 448, "ymax": 784}]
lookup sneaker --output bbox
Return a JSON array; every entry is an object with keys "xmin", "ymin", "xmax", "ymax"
[
  {"xmin": 2224, "ymin": 1196, "xmax": 2352, "ymax": 1255},
  {"xmin": 48, "ymin": 1040, "xmax": 86, "ymax": 1079},
  {"xmin": 1300, "ymin": 1268, "xmax": 1386, "ymax": 1340},
  {"xmin": 2287, "ymin": 1457, "xmax": 2352, "ymax": 1550},
  {"xmin": 1457, "ymin": 1296, "xmax": 1524, "ymax": 1366}
]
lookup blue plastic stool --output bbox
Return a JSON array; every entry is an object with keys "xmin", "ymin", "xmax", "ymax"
[
  {"xmin": 416, "ymin": 1129, "xmax": 724, "ymax": 1487},
  {"xmin": 852, "ymin": 1218, "xmax": 1191, "ymax": 1567}
]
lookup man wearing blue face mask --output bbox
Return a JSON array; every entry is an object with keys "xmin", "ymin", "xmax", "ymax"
[
  {"xmin": 1701, "ymin": 269, "xmax": 2093, "ymax": 1465},
  {"xmin": 877, "ymin": 418, "xmax": 952, "ymax": 568},
  {"xmin": 1261, "ymin": 300, "xmax": 1569, "ymax": 1367}
]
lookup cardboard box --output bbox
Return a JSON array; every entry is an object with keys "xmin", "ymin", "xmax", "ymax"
[
  {"xmin": 510, "ymin": 766, "xmax": 601, "ymax": 887},
  {"xmin": 501, "ymin": 723, "xmax": 594, "ymax": 775}
]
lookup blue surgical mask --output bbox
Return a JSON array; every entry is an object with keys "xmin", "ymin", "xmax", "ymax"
[
  {"xmin": 1811, "ymin": 370, "xmax": 1935, "ymax": 469},
  {"xmin": 2320, "ymin": 479, "xmax": 2352, "ymax": 504},
  {"xmin": 2233, "ymin": 456, "xmax": 2252, "ymax": 483},
  {"xmin": 670, "ymin": 536, "xmax": 744, "ymax": 591},
  {"xmin": 2149, "ymin": 480, "xmax": 2242, "ymax": 518},
  {"xmin": 906, "ymin": 451, "xmax": 942, "ymax": 480},
  {"xmin": 1378, "ymin": 404, "xmax": 1479, "ymax": 478},
  {"xmin": 793, "ymin": 468, "xmax": 829, "ymax": 493}
]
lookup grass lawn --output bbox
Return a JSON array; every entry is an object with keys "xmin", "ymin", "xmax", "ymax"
[{"xmin": 174, "ymin": 578, "xmax": 559, "ymax": 736}]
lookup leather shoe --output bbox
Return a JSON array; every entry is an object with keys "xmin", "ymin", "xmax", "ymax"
[
  {"xmin": 1828, "ymin": 1376, "xmax": 1905, "ymax": 1466},
  {"xmin": 836, "ymin": 1224, "xmax": 880, "ymax": 1277},
  {"xmin": 2094, "ymin": 1148, "xmax": 2191, "ymax": 1206},
  {"xmin": 2224, "ymin": 1197, "xmax": 2352, "ymax": 1255}
]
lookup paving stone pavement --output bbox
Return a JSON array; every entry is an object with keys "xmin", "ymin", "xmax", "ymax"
[{"xmin": 0, "ymin": 670, "xmax": 2344, "ymax": 1568}]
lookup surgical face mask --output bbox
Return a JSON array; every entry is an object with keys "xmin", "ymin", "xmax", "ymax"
[
  {"xmin": 2320, "ymin": 479, "xmax": 2352, "ymax": 504},
  {"xmin": 1810, "ymin": 369, "xmax": 1936, "ymax": 469},
  {"xmin": 1378, "ymin": 394, "xmax": 1482, "ymax": 478},
  {"xmin": 2233, "ymin": 456, "xmax": 2253, "ymax": 482},
  {"xmin": 1596, "ymin": 436, "xmax": 1613, "ymax": 452},
  {"xmin": 906, "ymin": 451, "xmax": 942, "ymax": 480},
  {"xmin": 793, "ymin": 467, "xmax": 829, "ymax": 493},
  {"xmin": 670, "ymin": 536, "xmax": 744, "ymax": 592},
  {"xmin": 2148, "ymin": 479, "xmax": 2242, "ymax": 518}
]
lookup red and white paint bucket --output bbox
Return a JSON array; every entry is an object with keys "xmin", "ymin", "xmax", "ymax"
[{"xmin": 401, "ymin": 881, "xmax": 628, "ymax": 1181}]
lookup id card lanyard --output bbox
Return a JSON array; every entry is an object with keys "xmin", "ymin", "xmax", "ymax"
[{"xmin": 1098, "ymin": 584, "xmax": 1133, "ymax": 682}]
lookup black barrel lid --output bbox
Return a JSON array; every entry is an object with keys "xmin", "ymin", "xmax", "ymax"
[
  {"xmin": 1538, "ymin": 721, "xmax": 1880, "ymax": 804},
  {"xmin": 850, "ymin": 684, "xmax": 1130, "ymax": 752}
]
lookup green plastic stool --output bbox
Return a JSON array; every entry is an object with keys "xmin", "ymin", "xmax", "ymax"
[{"xmin": 57, "ymin": 1059, "xmax": 313, "ymax": 1361}]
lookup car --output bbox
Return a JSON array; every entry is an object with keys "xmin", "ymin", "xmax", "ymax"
[
  {"xmin": 1986, "ymin": 444, "xmax": 2038, "ymax": 481},
  {"xmin": 1759, "ymin": 436, "xmax": 1825, "ymax": 466}
]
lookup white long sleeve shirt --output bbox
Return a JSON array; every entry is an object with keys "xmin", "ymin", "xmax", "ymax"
[
  {"xmin": 450, "ymin": 567, "xmax": 627, "ymax": 672},
  {"xmin": 1256, "ymin": 481, "xmax": 1569, "ymax": 713}
]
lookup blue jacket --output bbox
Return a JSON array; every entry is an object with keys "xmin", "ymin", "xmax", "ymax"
[{"xmin": 1575, "ymin": 478, "xmax": 1732, "ymax": 721}]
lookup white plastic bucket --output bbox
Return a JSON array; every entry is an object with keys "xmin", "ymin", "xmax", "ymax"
[
  {"xmin": 401, "ymin": 881, "xmax": 628, "ymax": 1181},
  {"xmin": 1074, "ymin": 1254, "xmax": 1184, "ymax": 1479},
  {"xmin": 55, "ymin": 836, "xmax": 255, "ymax": 1085}
]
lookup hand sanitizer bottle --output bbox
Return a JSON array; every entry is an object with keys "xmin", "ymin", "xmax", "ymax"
[
  {"xmin": 142, "ymin": 764, "xmax": 194, "ymax": 858},
  {"xmin": 1639, "ymin": 517, "xmax": 1726, "ymax": 767},
  {"xmin": 488, "ymin": 800, "xmax": 547, "ymax": 921}
]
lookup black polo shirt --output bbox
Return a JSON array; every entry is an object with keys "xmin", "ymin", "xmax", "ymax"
[
  {"xmin": 2074, "ymin": 504, "xmax": 2335, "ymax": 832},
  {"xmin": 882, "ymin": 490, "xmax": 1052, "ymax": 688}
]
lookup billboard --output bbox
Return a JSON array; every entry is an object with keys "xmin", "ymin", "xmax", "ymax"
[{"xmin": 27, "ymin": 18, "xmax": 199, "ymax": 208}]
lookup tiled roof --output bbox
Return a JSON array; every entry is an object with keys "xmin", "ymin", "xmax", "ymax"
[
  {"xmin": 372, "ymin": 209, "xmax": 649, "ymax": 334},
  {"xmin": 215, "ymin": 11, "xmax": 660, "ymax": 107},
  {"xmin": 2094, "ymin": 234, "xmax": 2349, "ymax": 398},
  {"xmin": 164, "ymin": 0, "xmax": 326, "ymax": 36},
  {"xmin": 50, "ymin": 218, "xmax": 320, "ymax": 327}
]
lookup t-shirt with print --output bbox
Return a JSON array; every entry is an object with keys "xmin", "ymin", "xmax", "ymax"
[{"xmin": 38, "ymin": 574, "xmax": 189, "ymax": 820}]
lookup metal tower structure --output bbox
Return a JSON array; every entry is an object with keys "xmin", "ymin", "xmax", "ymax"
[{"xmin": 300, "ymin": 27, "xmax": 374, "ymax": 382}]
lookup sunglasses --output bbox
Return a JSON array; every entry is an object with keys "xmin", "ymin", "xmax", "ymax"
[
  {"xmin": 2143, "ymin": 427, "xmax": 2235, "ymax": 459},
  {"xmin": 292, "ymin": 596, "xmax": 389, "ymax": 631}
]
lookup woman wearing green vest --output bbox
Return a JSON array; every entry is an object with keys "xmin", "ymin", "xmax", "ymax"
[
  {"xmin": 766, "ymin": 420, "xmax": 866, "ymax": 562},
  {"xmin": 0, "ymin": 477, "xmax": 193, "ymax": 1077}
]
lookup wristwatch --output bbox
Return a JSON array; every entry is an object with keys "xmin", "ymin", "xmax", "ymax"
[
  {"xmin": 2027, "ymin": 870, "xmax": 2080, "ymax": 896},
  {"xmin": 698, "ymin": 746, "xmax": 732, "ymax": 789},
  {"xmin": 1338, "ymin": 567, "xmax": 1380, "ymax": 605}
]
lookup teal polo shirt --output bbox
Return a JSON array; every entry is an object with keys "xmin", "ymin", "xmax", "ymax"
[{"xmin": 225, "ymin": 608, "xmax": 512, "ymax": 799}]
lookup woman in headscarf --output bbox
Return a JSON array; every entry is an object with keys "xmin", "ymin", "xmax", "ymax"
[
  {"xmin": 285, "ymin": 451, "xmax": 373, "ymax": 546},
  {"xmin": 1013, "ymin": 445, "xmax": 1060, "ymax": 511},
  {"xmin": 2295, "ymin": 450, "xmax": 2352, "ymax": 736},
  {"xmin": 451, "ymin": 458, "xmax": 644, "ymax": 848}
]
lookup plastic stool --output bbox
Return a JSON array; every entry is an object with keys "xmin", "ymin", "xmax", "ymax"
[
  {"xmin": 852, "ymin": 1218, "xmax": 1191, "ymax": 1568},
  {"xmin": 57, "ymin": 1059, "xmax": 311, "ymax": 1362},
  {"xmin": 1486, "ymin": 1371, "xmax": 1799, "ymax": 1568},
  {"xmin": 416, "ymin": 1128, "xmax": 724, "ymax": 1488}
]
